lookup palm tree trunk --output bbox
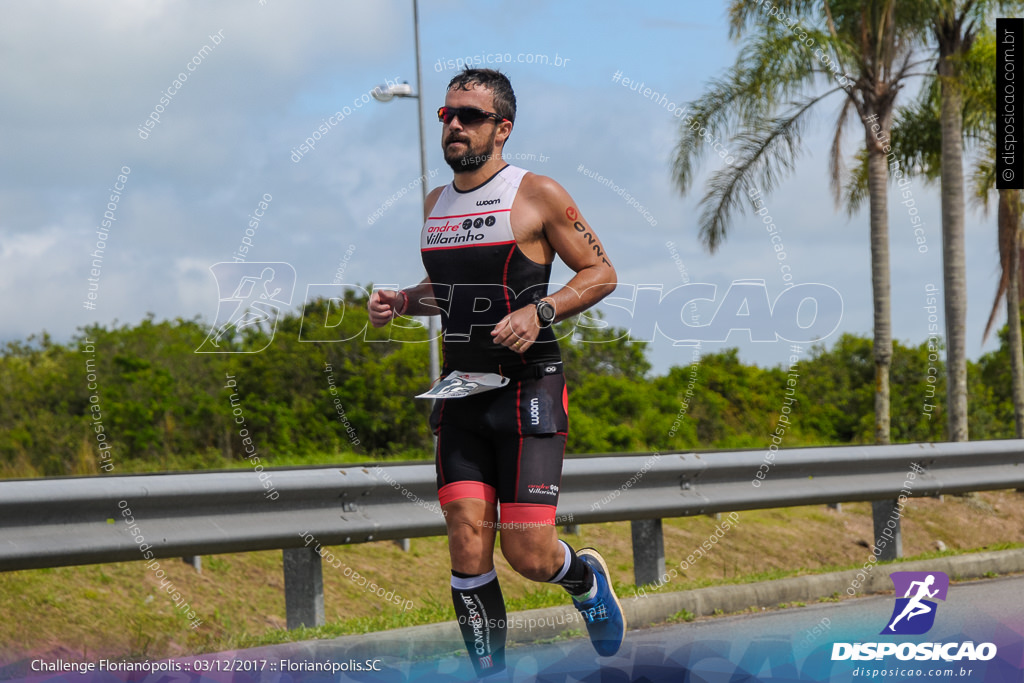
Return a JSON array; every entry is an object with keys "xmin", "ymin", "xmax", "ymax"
[
  {"xmin": 939, "ymin": 50, "xmax": 969, "ymax": 442},
  {"xmin": 1002, "ymin": 190, "xmax": 1024, "ymax": 438},
  {"xmin": 866, "ymin": 129, "xmax": 892, "ymax": 445}
]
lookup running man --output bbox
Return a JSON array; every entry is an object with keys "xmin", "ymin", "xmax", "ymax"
[
  {"xmin": 368, "ymin": 67, "xmax": 624, "ymax": 677},
  {"xmin": 888, "ymin": 574, "xmax": 939, "ymax": 631},
  {"xmin": 209, "ymin": 266, "xmax": 284, "ymax": 347}
]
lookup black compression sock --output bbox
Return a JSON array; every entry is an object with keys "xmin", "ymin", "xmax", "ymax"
[
  {"xmin": 547, "ymin": 540, "xmax": 595, "ymax": 598},
  {"xmin": 451, "ymin": 568, "xmax": 507, "ymax": 677}
]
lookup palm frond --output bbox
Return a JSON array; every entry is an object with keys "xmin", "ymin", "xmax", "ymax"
[
  {"xmin": 696, "ymin": 91, "xmax": 841, "ymax": 251},
  {"xmin": 683, "ymin": 0, "xmax": 924, "ymax": 251},
  {"xmin": 672, "ymin": 26, "xmax": 839, "ymax": 196},
  {"xmin": 830, "ymin": 96, "xmax": 857, "ymax": 204}
]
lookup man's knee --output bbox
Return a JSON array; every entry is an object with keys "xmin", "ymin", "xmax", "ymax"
[
  {"xmin": 444, "ymin": 502, "xmax": 497, "ymax": 574},
  {"xmin": 501, "ymin": 530, "xmax": 559, "ymax": 581},
  {"xmin": 447, "ymin": 517, "xmax": 487, "ymax": 547},
  {"xmin": 504, "ymin": 550, "xmax": 552, "ymax": 581},
  {"xmin": 449, "ymin": 527, "xmax": 493, "ymax": 575}
]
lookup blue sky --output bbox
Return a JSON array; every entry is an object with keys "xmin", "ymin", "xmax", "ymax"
[{"xmin": 0, "ymin": 0, "xmax": 1001, "ymax": 375}]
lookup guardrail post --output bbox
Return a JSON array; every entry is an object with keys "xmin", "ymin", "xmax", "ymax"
[
  {"xmin": 871, "ymin": 500, "xmax": 902, "ymax": 561},
  {"xmin": 631, "ymin": 519, "xmax": 665, "ymax": 586},
  {"xmin": 283, "ymin": 548, "xmax": 325, "ymax": 629}
]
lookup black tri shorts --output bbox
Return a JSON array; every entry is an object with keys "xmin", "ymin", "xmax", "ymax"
[{"xmin": 430, "ymin": 367, "xmax": 569, "ymax": 526}]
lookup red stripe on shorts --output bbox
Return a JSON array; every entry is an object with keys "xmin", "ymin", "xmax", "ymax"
[
  {"xmin": 500, "ymin": 502, "xmax": 557, "ymax": 526},
  {"xmin": 438, "ymin": 481, "xmax": 498, "ymax": 506}
]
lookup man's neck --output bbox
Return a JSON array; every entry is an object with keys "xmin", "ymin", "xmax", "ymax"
[{"xmin": 452, "ymin": 157, "xmax": 509, "ymax": 192}]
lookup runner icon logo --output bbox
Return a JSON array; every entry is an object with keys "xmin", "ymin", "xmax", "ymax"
[
  {"xmin": 196, "ymin": 262, "xmax": 296, "ymax": 354},
  {"xmin": 881, "ymin": 571, "xmax": 949, "ymax": 635}
]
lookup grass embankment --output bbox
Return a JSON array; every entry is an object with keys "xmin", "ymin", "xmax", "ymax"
[{"xmin": 2, "ymin": 490, "xmax": 1022, "ymax": 662}]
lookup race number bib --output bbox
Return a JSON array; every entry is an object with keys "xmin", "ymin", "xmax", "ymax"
[{"xmin": 416, "ymin": 371, "xmax": 509, "ymax": 399}]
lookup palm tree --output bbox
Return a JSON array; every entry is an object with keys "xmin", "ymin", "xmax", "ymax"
[
  {"xmin": 848, "ymin": 28, "xmax": 1024, "ymax": 437},
  {"xmin": 932, "ymin": 1, "xmax": 975, "ymax": 442},
  {"xmin": 672, "ymin": 0, "xmax": 931, "ymax": 444},
  {"xmin": 988, "ymin": 189, "xmax": 1024, "ymax": 436},
  {"xmin": 969, "ymin": 18, "xmax": 1024, "ymax": 439},
  {"xmin": 971, "ymin": 79, "xmax": 1024, "ymax": 437},
  {"xmin": 981, "ymin": 181, "xmax": 1024, "ymax": 358},
  {"xmin": 930, "ymin": 1, "xmax": 1024, "ymax": 441}
]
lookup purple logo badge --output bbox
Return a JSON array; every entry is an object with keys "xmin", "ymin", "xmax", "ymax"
[{"xmin": 881, "ymin": 571, "xmax": 949, "ymax": 635}]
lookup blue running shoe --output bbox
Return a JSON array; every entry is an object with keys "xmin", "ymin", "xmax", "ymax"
[{"xmin": 572, "ymin": 547, "xmax": 626, "ymax": 656}]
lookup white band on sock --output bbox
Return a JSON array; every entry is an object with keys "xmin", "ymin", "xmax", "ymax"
[
  {"xmin": 547, "ymin": 540, "xmax": 573, "ymax": 584},
  {"xmin": 451, "ymin": 567, "xmax": 498, "ymax": 591}
]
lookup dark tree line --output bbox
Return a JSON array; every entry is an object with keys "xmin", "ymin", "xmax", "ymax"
[{"xmin": 1, "ymin": 288, "xmax": 1019, "ymax": 478}]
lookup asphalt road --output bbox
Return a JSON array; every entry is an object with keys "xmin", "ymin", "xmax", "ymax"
[
  {"xmin": 309, "ymin": 574, "xmax": 1023, "ymax": 682},
  {"xmin": 5, "ymin": 575, "xmax": 1022, "ymax": 683}
]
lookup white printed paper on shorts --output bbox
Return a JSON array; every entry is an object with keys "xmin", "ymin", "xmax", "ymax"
[{"xmin": 416, "ymin": 371, "xmax": 510, "ymax": 399}]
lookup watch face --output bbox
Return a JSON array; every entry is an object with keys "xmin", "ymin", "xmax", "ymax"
[{"xmin": 537, "ymin": 301, "xmax": 555, "ymax": 324}]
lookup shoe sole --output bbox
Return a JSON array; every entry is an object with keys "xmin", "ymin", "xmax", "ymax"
[{"xmin": 576, "ymin": 547, "xmax": 627, "ymax": 654}]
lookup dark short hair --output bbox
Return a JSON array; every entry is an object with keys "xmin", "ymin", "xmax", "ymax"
[{"xmin": 447, "ymin": 68, "xmax": 516, "ymax": 124}]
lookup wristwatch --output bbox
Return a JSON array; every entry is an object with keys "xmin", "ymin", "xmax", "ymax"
[{"xmin": 535, "ymin": 299, "xmax": 555, "ymax": 328}]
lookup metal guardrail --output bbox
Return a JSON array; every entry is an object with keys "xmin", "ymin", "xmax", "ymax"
[{"xmin": 1, "ymin": 440, "xmax": 1022, "ymax": 627}]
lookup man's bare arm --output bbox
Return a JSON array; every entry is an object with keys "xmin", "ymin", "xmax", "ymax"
[
  {"xmin": 534, "ymin": 176, "xmax": 617, "ymax": 321},
  {"xmin": 490, "ymin": 176, "xmax": 616, "ymax": 351},
  {"xmin": 401, "ymin": 277, "xmax": 442, "ymax": 316}
]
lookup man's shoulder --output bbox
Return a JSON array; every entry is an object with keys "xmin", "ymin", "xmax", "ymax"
[
  {"xmin": 424, "ymin": 184, "xmax": 447, "ymax": 215},
  {"xmin": 517, "ymin": 171, "xmax": 570, "ymax": 205}
]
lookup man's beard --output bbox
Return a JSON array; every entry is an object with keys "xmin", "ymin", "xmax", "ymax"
[{"xmin": 444, "ymin": 129, "xmax": 498, "ymax": 173}]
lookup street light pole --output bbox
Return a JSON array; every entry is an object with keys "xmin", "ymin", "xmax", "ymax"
[
  {"xmin": 372, "ymin": 0, "xmax": 440, "ymax": 387},
  {"xmin": 411, "ymin": 0, "xmax": 440, "ymax": 387}
]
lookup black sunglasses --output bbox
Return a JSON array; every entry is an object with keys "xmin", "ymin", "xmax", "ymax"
[{"xmin": 437, "ymin": 106, "xmax": 508, "ymax": 125}]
